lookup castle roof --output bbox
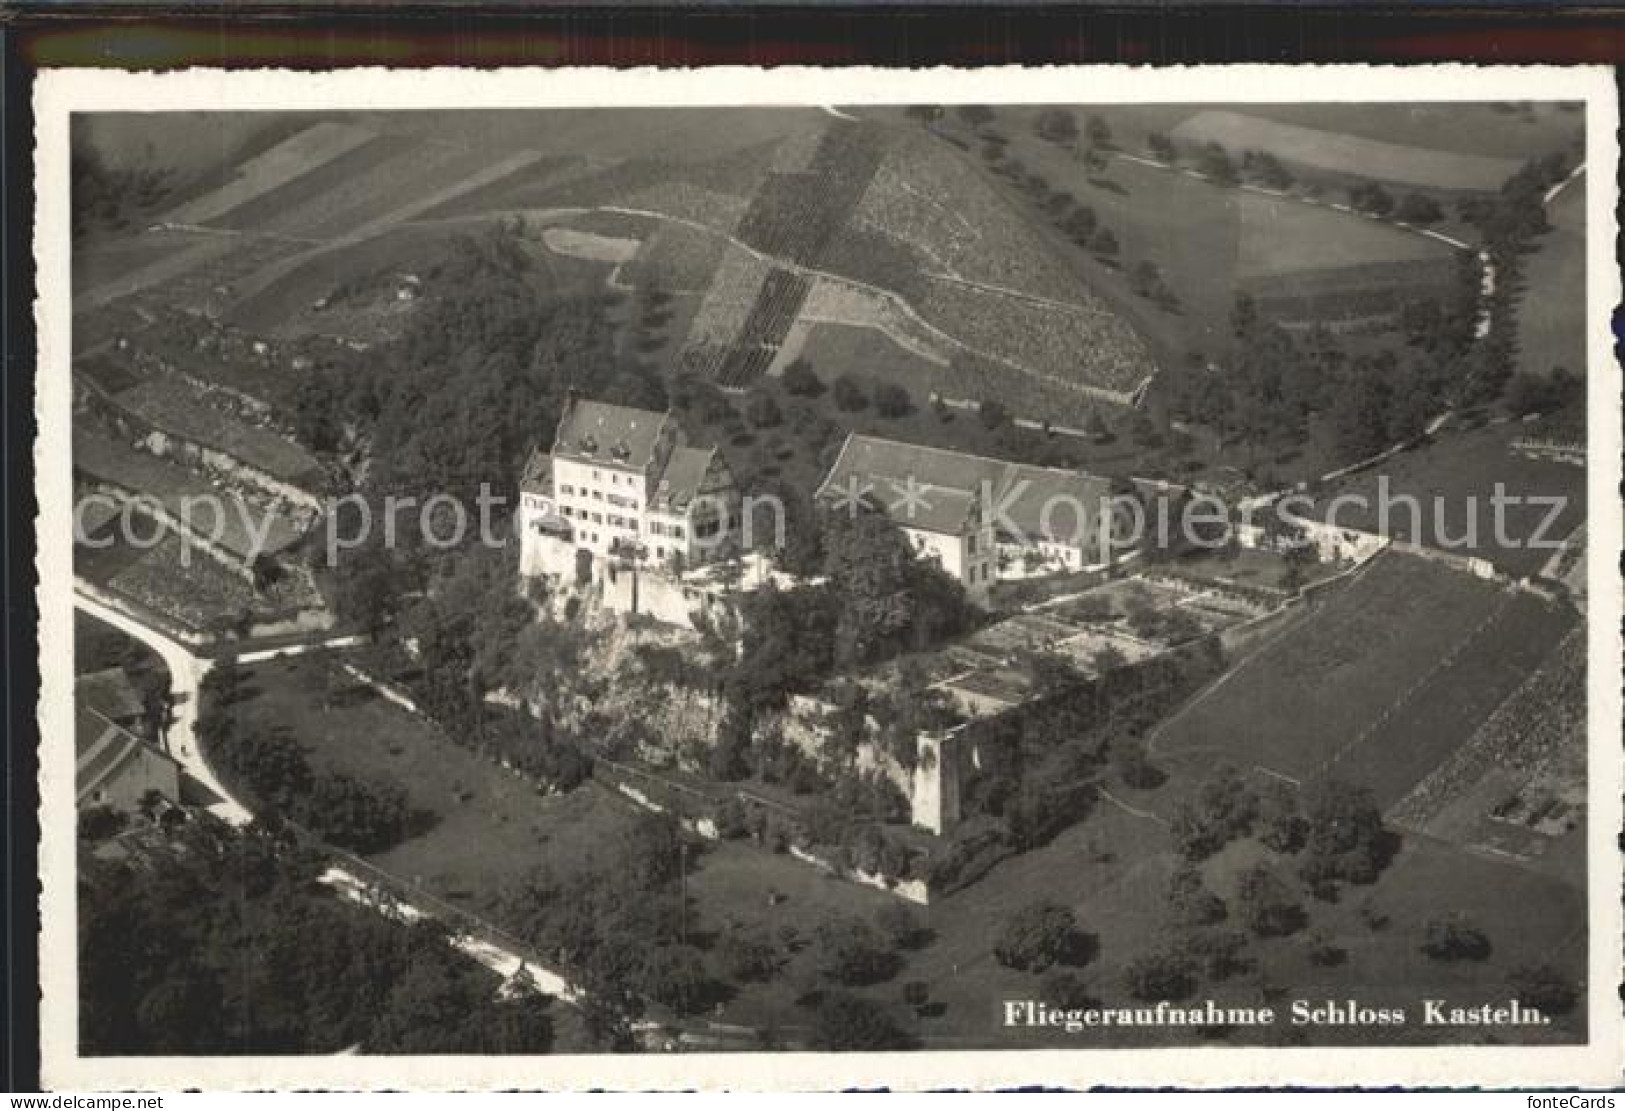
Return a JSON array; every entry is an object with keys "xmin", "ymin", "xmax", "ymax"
[
  {"xmin": 525, "ymin": 397, "xmax": 731, "ymax": 511},
  {"xmin": 552, "ymin": 398, "xmax": 670, "ymax": 470}
]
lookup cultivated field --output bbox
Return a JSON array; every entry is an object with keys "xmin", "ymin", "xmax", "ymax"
[
  {"xmin": 1236, "ymin": 102, "xmax": 1585, "ymax": 162},
  {"xmin": 1150, "ymin": 550, "xmax": 1570, "ymax": 808}
]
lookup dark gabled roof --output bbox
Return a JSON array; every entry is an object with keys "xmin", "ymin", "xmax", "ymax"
[
  {"xmin": 553, "ymin": 398, "xmax": 670, "ymax": 470},
  {"xmin": 816, "ymin": 433, "xmax": 1114, "ymax": 542},
  {"xmin": 653, "ymin": 445, "xmax": 722, "ymax": 511},
  {"xmin": 77, "ymin": 668, "xmax": 144, "ymax": 723}
]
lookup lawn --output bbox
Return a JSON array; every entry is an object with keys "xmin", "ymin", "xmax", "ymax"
[
  {"xmin": 1514, "ymin": 172, "xmax": 1588, "ymax": 380},
  {"xmin": 1149, "ymin": 549, "xmax": 1520, "ymax": 800}
]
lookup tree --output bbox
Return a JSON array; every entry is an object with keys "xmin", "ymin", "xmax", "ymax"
[
  {"xmin": 1085, "ymin": 114, "xmax": 1113, "ymax": 149},
  {"xmin": 1181, "ymin": 924, "xmax": 1253, "ymax": 981},
  {"xmin": 1237, "ymin": 863, "xmax": 1306, "ymax": 938},
  {"xmin": 902, "ymin": 980, "xmax": 931, "ymax": 1014},
  {"xmin": 994, "ymin": 900, "xmax": 1092, "ymax": 972},
  {"xmin": 1395, "ymin": 191, "xmax": 1444, "ymax": 225},
  {"xmin": 719, "ymin": 927, "xmax": 782, "ymax": 983},
  {"xmin": 1035, "ymin": 108, "xmax": 1079, "ymax": 147},
  {"xmin": 1041, "ymin": 970, "xmax": 1098, "ymax": 1010},
  {"xmin": 904, "ymin": 105, "xmax": 944, "ymax": 125},
  {"xmin": 1088, "ymin": 227, "xmax": 1120, "ymax": 259},
  {"xmin": 1349, "ymin": 180, "xmax": 1395, "ymax": 217},
  {"xmin": 745, "ymin": 391, "xmax": 782, "ymax": 428},
  {"xmin": 832, "ymin": 374, "xmax": 868, "ymax": 412},
  {"xmin": 810, "ymin": 993, "xmax": 913, "ymax": 1050},
  {"xmin": 1170, "ymin": 764, "xmax": 1258, "ymax": 860},
  {"xmin": 1198, "ymin": 143, "xmax": 1237, "ymax": 186},
  {"xmin": 1421, "ymin": 914, "xmax": 1492, "ymax": 962},
  {"xmin": 639, "ymin": 944, "xmax": 715, "ymax": 1015},
  {"xmin": 811, "ymin": 915, "xmax": 898, "ymax": 986},
  {"xmin": 1128, "ymin": 260, "xmax": 1155, "ymax": 298},
  {"xmin": 781, "ymin": 358, "xmax": 824, "ymax": 397},
  {"xmin": 1298, "ymin": 778, "xmax": 1392, "ymax": 889},
  {"xmin": 1111, "ymin": 737, "xmax": 1165, "ymax": 791},
  {"xmin": 1257, "ymin": 780, "xmax": 1305, "ymax": 853},
  {"xmin": 874, "ymin": 382, "xmax": 913, "ymax": 419},
  {"xmin": 874, "ymin": 902, "xmax": 927, "ymax": 951},
  {"xmin": 1165, "ymin": 863, "xmax": 1227, "ymax": 930},
  {"xmin": 1147, "ymin": 131, "xmax": 1177, "ymax": 163},
  {"xmin": 1243, "ymin": 150, "xmax": 1293, "ymax": 190},
  {"xmin": 1230, "ymin": 292, "xmax": 1259, "ymax": 338},
  {"xmin": 1061, "ymin": 205, "xmax": 1099, "ymax": 244},
  {"xmin": 1508, "ymin": 963, "xmax": 1578, "ymax": 1016}
]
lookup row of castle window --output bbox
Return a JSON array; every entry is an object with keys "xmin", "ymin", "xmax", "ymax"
[
  {"xmin": 558, "ymin": 504, "xmax": 686, "ymax": 539},
  {"xmin": 557, "ymin": 483, "xmax": 640, "ymax": 512}
]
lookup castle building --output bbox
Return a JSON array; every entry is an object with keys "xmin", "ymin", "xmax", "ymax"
[{"xmin": 518, "ymin": 396, "xmax": 740, "ymax": 581}]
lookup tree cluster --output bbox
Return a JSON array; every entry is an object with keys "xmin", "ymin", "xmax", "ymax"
[{"xmin": 79, "ymin": 821, "xmax": 554, "ymax": 1054}]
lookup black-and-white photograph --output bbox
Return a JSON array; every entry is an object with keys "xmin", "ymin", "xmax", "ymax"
[{"xmin": 36, "ymin": 66, "xmax": 1621, "ymax": 1089}]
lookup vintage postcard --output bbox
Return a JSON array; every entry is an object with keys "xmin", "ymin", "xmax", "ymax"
[{"xmin": 34, "ymin": 65, "xmax": 1623, "ymax": 1089}]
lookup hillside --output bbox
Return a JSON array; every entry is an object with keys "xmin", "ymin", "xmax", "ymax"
[{"xmin": 74, "ymin": 111, "xmax": 1161, "ymax": 419}]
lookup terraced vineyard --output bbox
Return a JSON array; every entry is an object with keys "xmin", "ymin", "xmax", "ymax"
[
  {"xmin": 735, "ymin": 122, "xmax": 888, "ymax": 266},
  {"xmin": 715, "ymin": 269, "xmax": 813, "ymax": 388}
]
